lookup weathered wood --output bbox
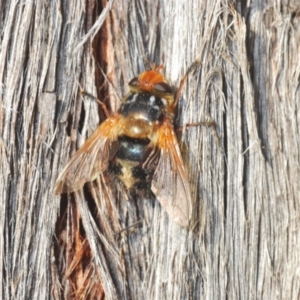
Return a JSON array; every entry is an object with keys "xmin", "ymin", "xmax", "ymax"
[{"xmin": 1, "ymin": 0, "xmax": 300, "ymax": 299}]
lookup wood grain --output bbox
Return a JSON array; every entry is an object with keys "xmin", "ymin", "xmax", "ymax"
[{"xmin": 1, "ymin": 0, "xmax": 300, "ymax": 299}]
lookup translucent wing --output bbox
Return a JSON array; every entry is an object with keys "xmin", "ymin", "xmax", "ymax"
[
  {"xmin": 54, "ymin": 115, "xmax": 123, "ymax": 194},
  {"xmin": 151, "ymin": 118, "xmax": 192, "ymax": 227}
]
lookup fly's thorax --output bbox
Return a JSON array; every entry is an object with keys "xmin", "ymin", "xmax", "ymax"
[
  {"xmin": 120, "ymin": 92, "xmax": 167, "ymax": 121},
  {"xmin": 120, "ymin": 92, "xmax": 168, "ymax": 139}
]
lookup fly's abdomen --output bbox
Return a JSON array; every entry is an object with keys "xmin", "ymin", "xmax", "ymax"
[
  {"xmin": 110, "ymin": 136, "xmax": 155, "ymax": 191},
  {"xmin": 116, "ymin": 136, "xmax": 149, "ymax": 161}
]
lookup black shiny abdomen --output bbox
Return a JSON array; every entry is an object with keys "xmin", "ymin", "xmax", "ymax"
[
  {"xmin": 110, "ymin": 135, "xmax": 155, "ymax": 191},
  {"xmin": 116, "ymin": 136, "xmax": 150, "ymax": 161}
]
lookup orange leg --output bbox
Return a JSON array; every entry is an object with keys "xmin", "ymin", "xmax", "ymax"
[
  {"xmin": 176, "ymin": 120, "xmax": 216, "ymax": 132},
  {"xmin": 177, "ymin": 120, "xmax": 220, "ymax": 146},
  {"xmin": 79, "ymin": 89, "xmax": 110, "ymax": 118},
  {"xmin": 173, "ymin": 61, "xmax": 201, "ymax": 109}
]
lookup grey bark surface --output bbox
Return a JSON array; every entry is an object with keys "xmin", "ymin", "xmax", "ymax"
[{"xmin": 1, "ymin": 0, "xmax": 300, "ymax": 299}]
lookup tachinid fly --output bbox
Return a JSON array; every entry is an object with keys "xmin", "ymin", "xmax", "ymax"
[{"xmin": 54, "ymin": 65, "xmax": 193, "ymax": 227}]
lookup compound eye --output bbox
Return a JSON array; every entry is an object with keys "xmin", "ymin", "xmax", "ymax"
[
  {"xmin": 153, "ymin": 82, "xmax": 173, "ymax": 94},
  {"xmin": 128, "ymin": 77, "xmax": 139, "ymax": 87}
]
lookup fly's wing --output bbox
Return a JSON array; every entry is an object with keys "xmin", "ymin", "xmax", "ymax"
[
  {"xmin": 54, "ymin": 115, "xmax": 122, "ymax": 194},
  {"xmin": 151, "ymin": 118, "xmax": 192, "ymax": 227}
]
